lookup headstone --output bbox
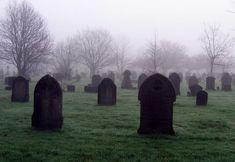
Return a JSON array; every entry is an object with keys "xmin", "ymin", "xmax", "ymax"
[
  {"xmin": 138, "ymin": 73, "xmax": 147, "ymax": 89},
  {"xmin": 188, "ymin": 76, "xmax": 199, "ymax": 88},
  {"xmin": 32, "ymin": 75, "xmax": 63, "ymax": 130},
  {"xmin": 138, "ymin": 73, "xmax": 176, "ymax": 135},
  {"xmin": 206, "ymin": 76, "xmax": 215, "ymax": 90},
  {"xmin": 98, "ymin": 78, "xmax": 116, "ymax": 105},
  {"xmin": 84, "ymin": 75, "xmax": 102, "ymax": 93},
  {"xmin": 189, "ymin": 84, "xmax": 202, "ymax": 96},
  {"xmin": 196, "ymin": 90, "xmax": 208, "ymax": 106},
  {"xmin": 169, "ymin": 72, "xmax": 181, "ymax": 95},
  {"xmin": 107, "ymin": 71, "xmax": 115, "ymax": 82},
  {"xmin": 67, "ymin": 85, "xmax": 75, "ymax": 92},
  {"xmin": 221, "ymin": 72, "xmax": 232, "ymax": 91},
  {"xmin": 75, "ymin": 74, "xmax": 81, "ymax": 82},
  {"xmin": 121, "ymin": 70, "xmax": 133, "ymax": 89},
  {"xmin": 11, "ymin": 76, "xmax": 29, "ymax": 102},
  {"xmin": 5, "ymin": 76, "xmax": 16, "ymax": 90}
]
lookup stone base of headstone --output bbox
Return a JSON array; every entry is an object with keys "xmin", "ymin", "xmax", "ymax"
[
  {"xmin": 67, "ymin": 85, "xmax": 75, "ymax": 92},
  {"xmin": 221, "ymin": 85, "xmax": 232, "ymax": 91},
  {"xmin": 84, "ymin": 85, "xmax": 98, "ymax": 93}
]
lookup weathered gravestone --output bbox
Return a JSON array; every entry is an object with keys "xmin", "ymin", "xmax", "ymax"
[
  {"xmin": 138, "ymin": 73, "xmax": 147, "ymax": 89},
  {"xmin": 196, "ymin": 90, "xmax": 208, "ymax": 106},
  {"xmin": 98, "ymin": 78, "xmax": 116, "ymax": 105},
  {"xmin": 137, "ymin": 73, "xmax": 176, "ymax": 135},
  {"xmin": 11, "ymin": 76, "xmax": 29, "ymax": 102},
  {"xmin": 32, "ymin": 75, "xmax": 63, "ymax": 130},
  {"xmin": 189, "ymin": 84, "xmax": 202, "ymax": 96},
  {"xmin": 169, "ymin": 72, "xmax": 181, "ymax": 95},
  {"xmin": 206, "ymin": 76, "xmax": 215, "ymax": 90},
  {"xmin": 188, "ymin": 76, "xmax": 199, "ymax": 89},
  {"xmin": 221, "ymin": 72, "xmax": 232, "ymax": 91},
  {"xmin": 84, "ymin": 75, "xmax": 102, "ymax": 93},
  {"xmin": 121, "ymin": 70, "xmax": 133, "ymax": 89},
  {"xmin": 107, "ymin": 71, "xmax": 115, "ymax": 82},
  {"xmin": 67, "ymin": 85, "xmax": 75, "ymax": 92},
  {"xmin": 5, "ymin": 76, "xmax": 16, "ymax": 90}
]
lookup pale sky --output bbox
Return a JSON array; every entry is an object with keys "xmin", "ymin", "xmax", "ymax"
[{"xmin": 0, "ymin": 0, "xmax": 235, "ymax": 55}]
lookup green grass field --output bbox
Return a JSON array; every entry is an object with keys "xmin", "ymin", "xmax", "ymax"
[{"xmin": 0, "ymin": 80, "xmax": 235, "ymax": 162}]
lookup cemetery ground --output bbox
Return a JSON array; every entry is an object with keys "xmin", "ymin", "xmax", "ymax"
[{"xmin": 0, "ymin": 80, "xmax": 235, "ymax": 162}]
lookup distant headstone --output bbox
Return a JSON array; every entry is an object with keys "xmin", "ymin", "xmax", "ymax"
[
  {"xmin": 98, "ymin": 78, "xmax": 116, "ymax": 105},
  {"xmin": 221, "ymin": 72, "xmax": 232, "ymax": 91},
  {"xmin": 67, "ymin": 85, "xmax": 75, "ymax": 92},
  {"xmin": 138, "ymin": 73, "xmax": 148, "ymax": 89},
  {"xmin": 75, "ymin": 74, "xmax": 81, "ymax": 82},
  {"xmin": 138, "ymin": 73, "xmax": 176, "ymax": 135},
  {"xmin": 206, "ymin": 76, "xmax": 215, "ymax": 90},
  {"xmin": 107, "ymin": 71, "xmax": 115, "ymax": 82},
  {"xmin": 5, "ymin": 76, "xmax": 16, "ymax": 90},
  {"xmin": 131, "ymin": 71, "xmax": 138, "ymax": 80},
  {"xmin": 121, "ymin": 70, "xmax": 133, "ymax": 89},
  {"xmin": 11, "ymin": 76, "xmax": 29, "ymax": 102},
  {"xmin": 84, "ymin": 75, "xmax": 102, "ymax": 93},
  {"xmin": 169, "ymin": 72, "xmax": 181, "ymax": 95},
  {"xmin": 32, "ymin": 75, "xmax": 63, "ymax": 130},
  {"xmin": 189, "ymin": 84, "xmax": 202, "ymax": 96},
  {"xmin": 196, "ymin": 90, "xmax": 208, "ymax": 106},
  {"xmin": 188, "ymin": 76, "xmax": 199, "ymax": 88}
]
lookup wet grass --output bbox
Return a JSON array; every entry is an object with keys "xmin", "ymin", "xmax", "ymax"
[{"xmin": 0, "ymin": 80, "xmax": 235, "ymax": 162}]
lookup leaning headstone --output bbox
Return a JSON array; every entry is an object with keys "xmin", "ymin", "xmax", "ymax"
[
  {"xmin": 196, "ymin": 90, "xmax": 208, "ymax": 106},
  {"xmin": 169, "ymin": 72, "xmax": 181, "ymax": 95},
  {"xmin": 84, "ymin": 75, "xmax": 102, "ymax": 93},
  {"xmin": 188, "ymin": 76, "xmax": 199, "ymax": 88},
  {"xmin": 67, "ymin": 85, "xmax": 75, "ymax": 92},
  {"xmin": 32, "ymin": 75, "xmax": 63, "ymax": 130},
  {"xmin": 5, "ymin": 76, "xmax": 16, "ymax": 90},
  {"xmin": 221, "ymin": 72, "xmax": 232, "ymax": 91},
  {"xmin": 98, "ymin": 78, "xmax": 116, "ymax": 105},
  {"xmin": 138, "ymin": 73, "xmax": 148, "ymax": 89},
  {"xmin": 189, "ymin": 84, "xmax": 202, "ymax": 96},
  {"xmin": 11, "ymin": 76, "xmax": 29, "ymax": 102},
  {"xmin": 138, "ymin": 73, "xmax": 176, "ymax": 135},
  {"xmin": 121, "ymin": 70, "xmax": 133, "ymax": 89},
  {"xmin": 206, "ymin": 76, "xmax": 215, "ymax": 90}
]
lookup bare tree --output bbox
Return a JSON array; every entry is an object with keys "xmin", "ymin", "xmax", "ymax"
[
  {"xmin": 200, "ymin": 24, "xmax": 234, "ymax": 76},
  {"xmin": 144, "ymin": 33, "xmax": 162, "ymax": 73},
  {"xmin": 53, "ymin": 38, "xmax": 77, "ymax": 81},
  {"xmin": 112, "ymin": 38, "xmax": 131, "ymax": 75},
  {"xmin": 75, "ymin": 29, "xmax": 113, "ymax": 77},
  {"xmin": 0, "ymin": 1, "xmax": 52, "ymax": 78}
]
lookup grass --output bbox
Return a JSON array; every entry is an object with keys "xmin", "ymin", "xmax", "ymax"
[{"xmin": 0, "ymin": 79, "xmax": 235, "ymax": 162}]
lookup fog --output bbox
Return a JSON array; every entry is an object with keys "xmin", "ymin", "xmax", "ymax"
[{"xmin": 0, "ymin": 0, "xmax": 234, "ymax": 55}]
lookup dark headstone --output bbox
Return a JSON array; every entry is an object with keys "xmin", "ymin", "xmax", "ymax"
[
  {"xmin": 32, "ymin": 75, "xmax": 63, "ymax": 130},
  {"xmin": 206, "ymin": 76, "xmax": 215, "ymax": 90},
  {"xmin": 138, "ymin": 73, "xmax": 176, "ymax": 135},
  {"xmin": 11, "ymin": 76, "xmax": 29, "ymax": 102},
  {"xmin": 196, "ymin": 90, "xmax": 208, "ymax": 106},
  {"xmin": 98, "ymin": 78, "xmax": 116, "ymax": 105},
  {"xmin": 169, "ymin": 72, "xmax": 181, "ymax": 95},
  {"xmin": 84, "ymin": 75, "xmax": 102, "ymax": 93},
  {"xmin": 189, "ymin": 84, "xmax": 202, "ymax": 96},
  {"xmin": 221, "ymin": 72, "xmax": 232, "ymax": 91},
  {"xmin": 138, "ymin": 73, "xmax": 148, "ymax": 89},
  {"xmin": 4, "ymin": 76, "xmax": 16, "ymax": 90},
  {"xmin": 67, "ymin": 85, "xmax": 75, "ymax": 92},
  {"xmin": 121, "ymin": 70, "xmax": 133, "ymax": 89},
  {"xmin": 188, "ymin": 76, "xmax": 199, "ymax": 88}
]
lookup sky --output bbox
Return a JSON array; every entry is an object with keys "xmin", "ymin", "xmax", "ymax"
[{"xmin": 0, "ymin": 0, "xmax": 235, "ymax": 56}]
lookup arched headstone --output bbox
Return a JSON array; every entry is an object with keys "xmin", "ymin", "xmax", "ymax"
[
  {"xmin": 206, "ymin": 76, "xmax": 215, "ymax": 90},
  {"xmin": 138, "ymin": 73, "xmax": 147, "ymax": 89},
  {"xmin": 11, "ymin": 76, "xmax": 29, "ymax": 102},
  {"xmin": 84, "ymin": 74, "xmax": 102, "ymax": 93},
  {"xmin": 196, "ymin": 90, "xmax": 208, "ymax": 106},
  {"xmin": 189, "ymin": 84, "xmax": 202, "ymax": 96},
  {"xmin": 169, "ymin": 72, "xmax": 181, "ymax": 95},
  {"xmin": 138, "ymin": 73, "xmax": 176, "ymax": 135},
  {"xmin": 188, "ymin": 76, "xmax": 198, "ymax": 89},
  {"xmin": 121, "ymin": 70, "xmax": 133, "ymax": 89},
  {"xmin": 221, "ymin": 72, "xmax": 232, "ymax": 91},
  {"xmin": 98, "ymin": 78, "xmax": 116, "ymax": 105},
  {"xmin": 32, "ymin": 75, "xmax": 63, "ymax": 130}
]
